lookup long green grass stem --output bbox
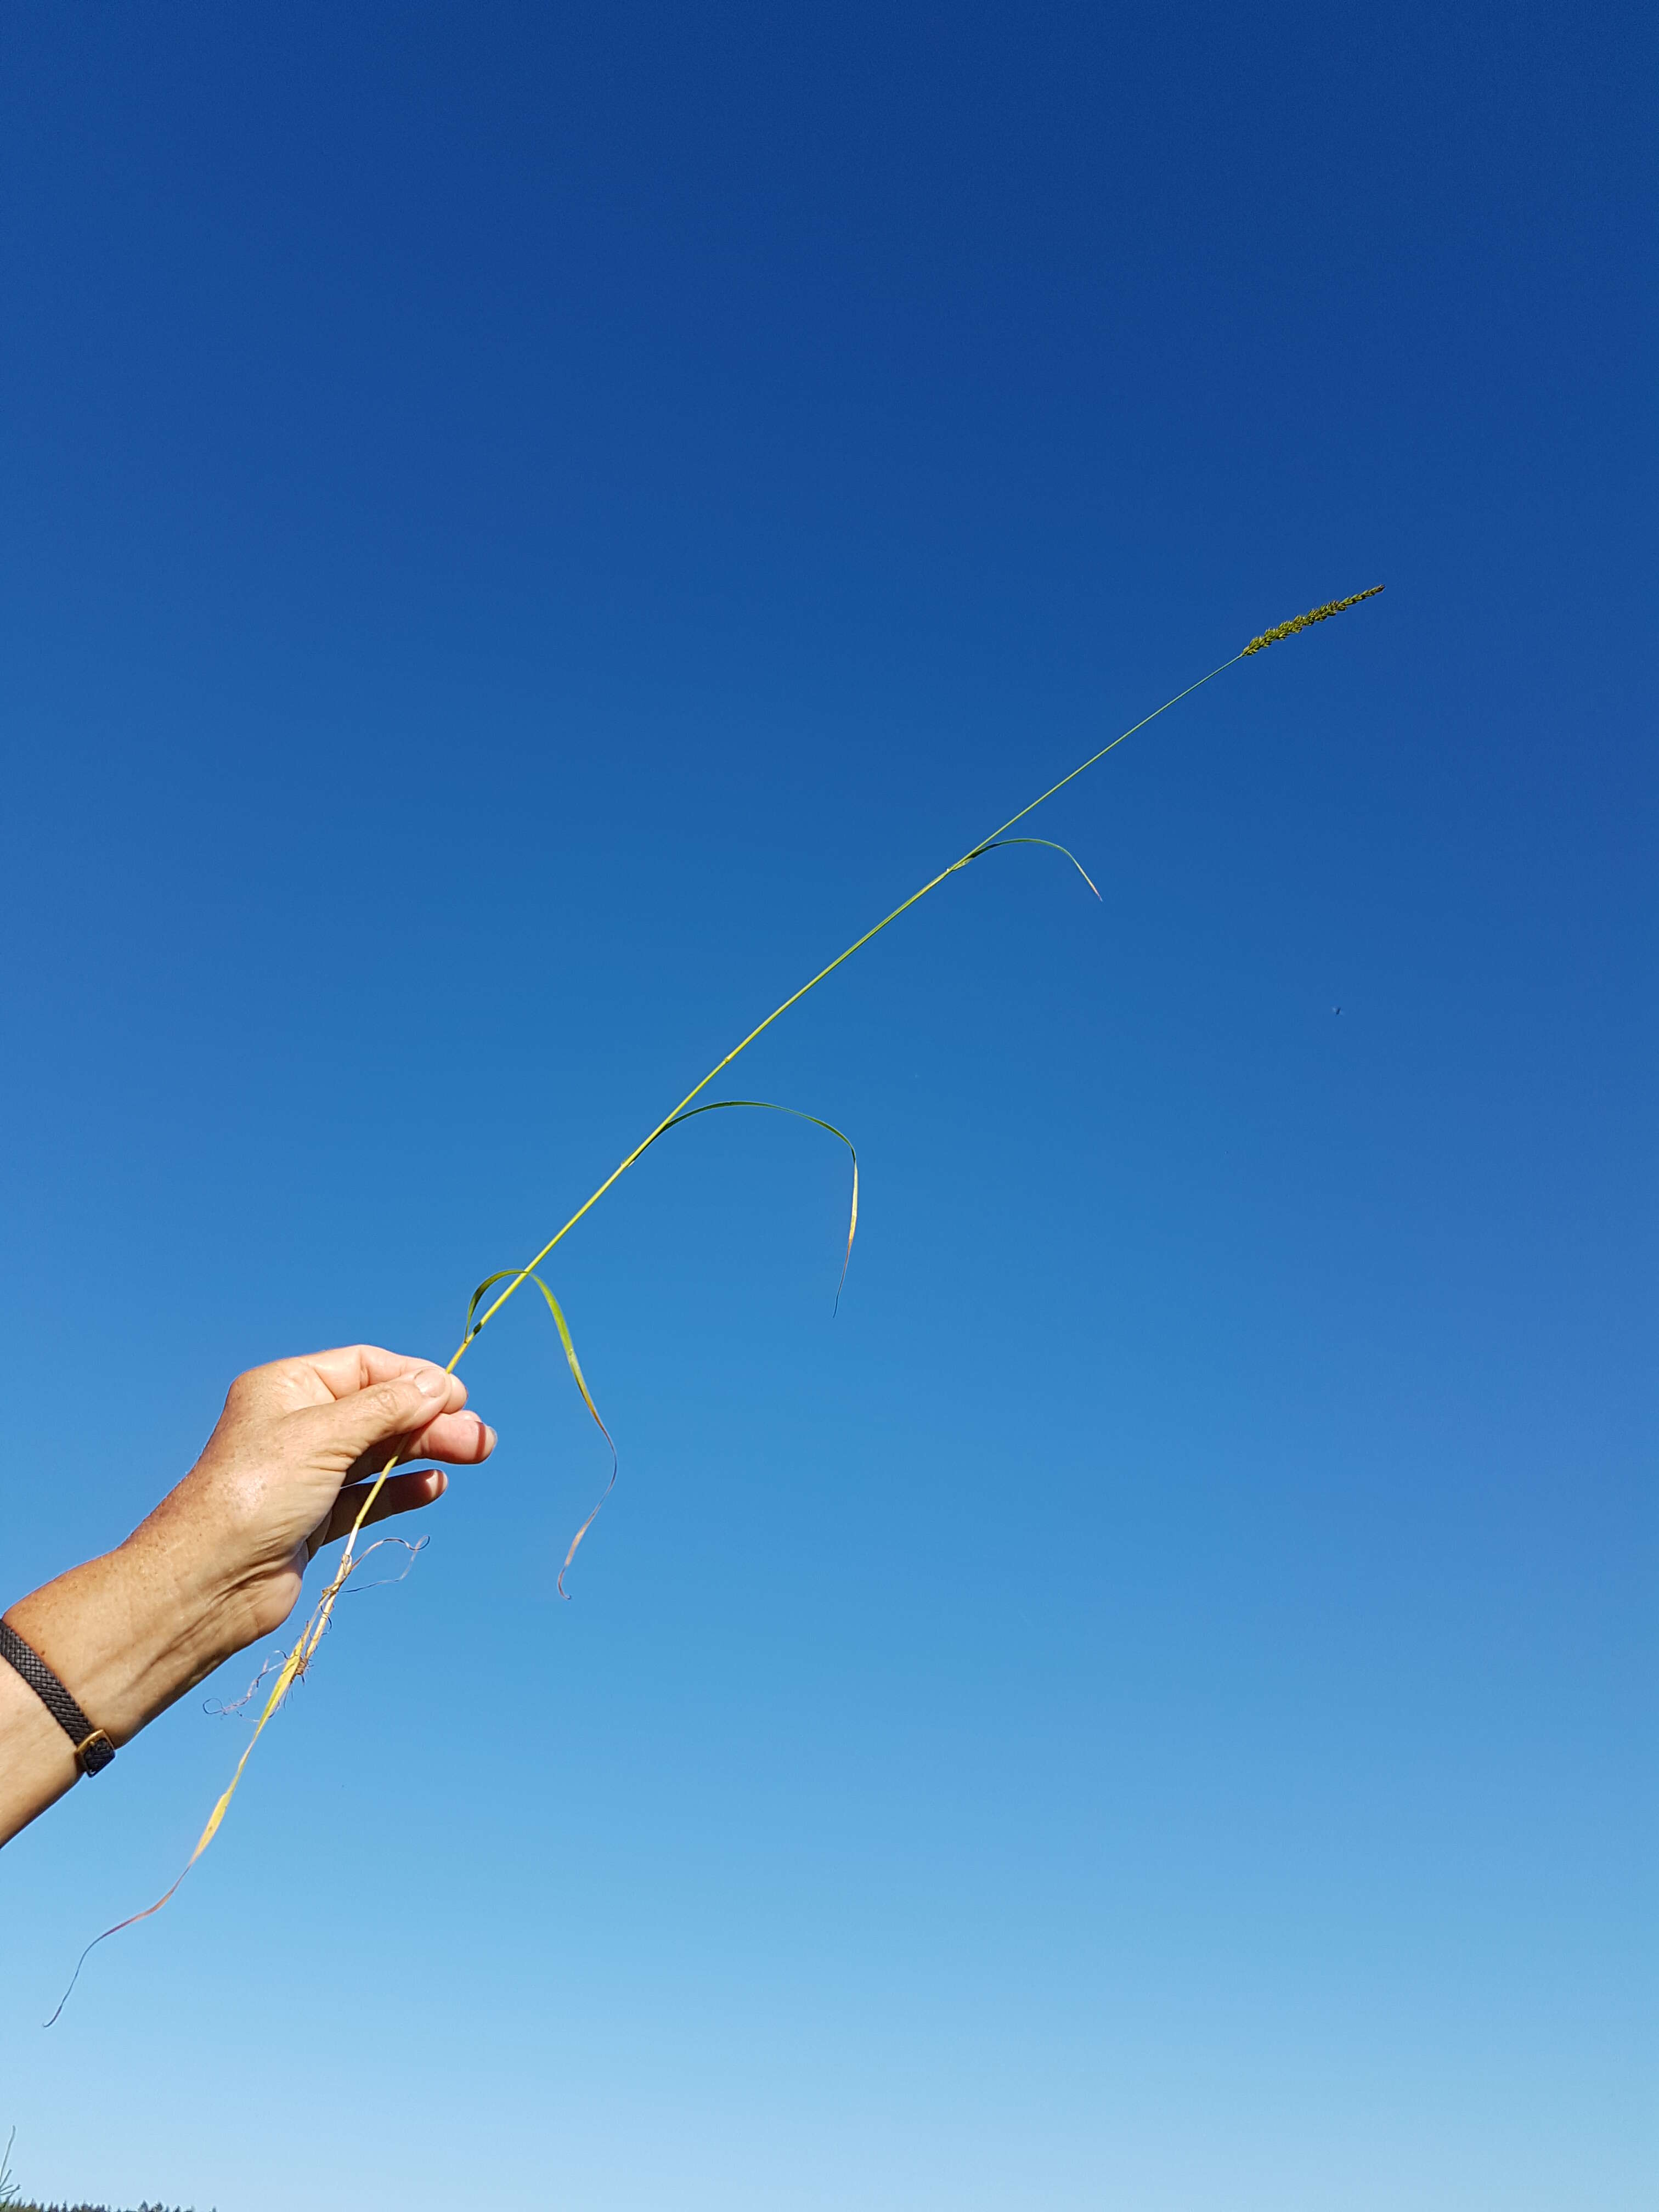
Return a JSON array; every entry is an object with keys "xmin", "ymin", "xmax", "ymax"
[{"xmin": 49, "ymin": 588, "xmax": 1382, "ymax": 2021}]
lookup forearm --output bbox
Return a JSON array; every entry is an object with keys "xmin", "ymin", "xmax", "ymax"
[{"xmin": 0, "ymin": 1536, "xmax": 234, "ymax": 1846}]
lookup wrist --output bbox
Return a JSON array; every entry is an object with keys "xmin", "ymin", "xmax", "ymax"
[{"xmin": 7, "ymin": 1533, "xmax": 239, "ymax": 1751}]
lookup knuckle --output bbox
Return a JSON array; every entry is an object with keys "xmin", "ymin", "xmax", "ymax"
[{"xmin": 217, "ymin": 1369, "xmax": 272, "ymax": 1433}]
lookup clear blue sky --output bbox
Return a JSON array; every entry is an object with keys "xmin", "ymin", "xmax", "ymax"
[{"xmin": 0, "ymin": 5, "xmax": 1650, "ymax": 2207}]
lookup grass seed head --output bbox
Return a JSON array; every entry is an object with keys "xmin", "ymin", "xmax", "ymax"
[{"xmin": 1243, "ymin": 584, "xmax": 1385, "ymax": 656}]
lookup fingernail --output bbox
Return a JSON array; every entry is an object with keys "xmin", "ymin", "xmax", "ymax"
[
  {"xmin": 483, "ymin": 1424, "xmax": 498, "ymax": 1451},
  {"xmin": 414, "ymin": 1368, "xmax": 447, "ymax": 1398}
]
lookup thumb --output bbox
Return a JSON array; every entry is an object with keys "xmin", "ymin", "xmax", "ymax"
[{"xmin": 301, "ymin": 1364, "xmax": 463, "ymax": 1465}]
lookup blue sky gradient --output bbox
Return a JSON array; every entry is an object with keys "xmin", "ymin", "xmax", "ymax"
[{"xmin": 0, "ymin": 5, "xmax": 1651, "ymax": 2206}]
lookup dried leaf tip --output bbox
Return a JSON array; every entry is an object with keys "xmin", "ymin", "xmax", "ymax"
[{"xmin": 1243, "ymin": 584, "xmax": 1385, "ymax": 656}]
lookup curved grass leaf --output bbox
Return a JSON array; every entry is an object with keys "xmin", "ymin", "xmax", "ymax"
[
  {"xmin": 464, "ymin": 1267, "xmax": 618, "ymax": 1598},
  {"xmin": 649, "ymin": 1099, "xmax": 860, "ymax": 1310},
  {"xmin": 967, "ymin": 835, "xmax": 1103, "ymax": 899}
]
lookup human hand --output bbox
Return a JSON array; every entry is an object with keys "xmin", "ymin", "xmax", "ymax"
[
  {"xmin": 0, "ymin": 1346, "xmax": 495, "ymax": 1842},
  {"xmin": 131, "ymin": 1345, "xmax": 495, "ymax": 1667}
]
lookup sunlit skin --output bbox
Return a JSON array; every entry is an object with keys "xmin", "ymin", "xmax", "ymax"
[{"xmin": 0, "ymin": 1347, "xmax": 494, "ymax": 1847}]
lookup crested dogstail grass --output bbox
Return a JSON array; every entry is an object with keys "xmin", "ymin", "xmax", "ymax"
[
  {"xmin": 49, "ymin": 585, "xmax": 1384, "ymax": 2021},
  {"xmin": 1243, "ymin": 584, "xmax": 1384, "ymax": 655}
]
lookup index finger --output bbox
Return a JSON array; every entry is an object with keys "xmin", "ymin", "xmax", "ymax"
[{"xmin": 297, "ymin": 1345, "xmax": 466, "ymax": 1407}]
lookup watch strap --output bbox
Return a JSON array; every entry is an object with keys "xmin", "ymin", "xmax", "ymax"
[{"xmin": 0, "ymin": 1618, "xmax": 116, "ymax": 1776}]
